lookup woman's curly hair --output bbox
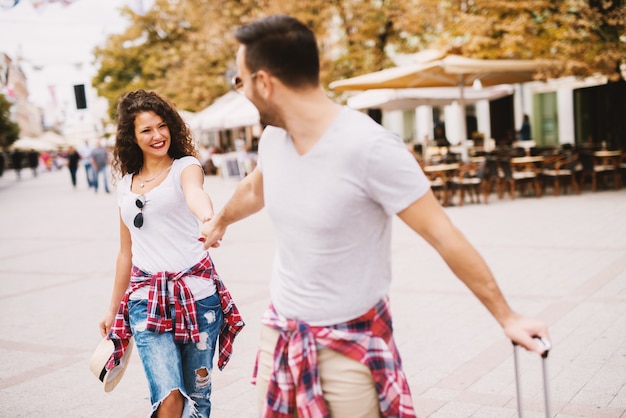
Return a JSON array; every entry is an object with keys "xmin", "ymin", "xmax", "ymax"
[{"xmin": 112, "ymin": 89, "xmax": 197, "ymax": 179}]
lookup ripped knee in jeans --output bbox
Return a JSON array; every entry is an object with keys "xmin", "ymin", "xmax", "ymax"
[{"xmin": 195, "ymin": 367, "xmax": 211, "ymax": 390}]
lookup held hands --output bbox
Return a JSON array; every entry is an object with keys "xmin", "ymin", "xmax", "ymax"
[
  {"xmin": 502, "ymin": 313, "xmax": 551, "ymax": 355},
  {"xmin": 198, "ymin": 217, "xmax": 226, "ymax": 250}
]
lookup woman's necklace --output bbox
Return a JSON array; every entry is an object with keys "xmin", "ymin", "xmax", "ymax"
[{"xmin": 138, "ymin": 162, "xmax": 173, "ymax": 188}]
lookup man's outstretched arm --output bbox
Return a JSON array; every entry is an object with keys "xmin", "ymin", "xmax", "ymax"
[
  {"xmin": 200, "ymin": 167, "xmax": 265, "ymax": 249},
  {"xmin": 397, "ymin": 190, "xmax": 550, "ymax": 353}
]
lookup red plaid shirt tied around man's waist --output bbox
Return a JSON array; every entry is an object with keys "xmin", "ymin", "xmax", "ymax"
[
  {"xmin": 107, "ymin": 254, "xmax": 244, "ymax": 372},
  {"xmin": 253, "ymin": 297, "xmax": 416, "ymax": 418}
]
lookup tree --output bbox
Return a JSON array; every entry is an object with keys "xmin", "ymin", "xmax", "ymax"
[
  {"xmin": 403, "ymin": 0, "xmax": 626, "ymax": 80},
  {"xmin": 92, "ymin": 0, "xmax": 416, "ymax": 117},
  {"xmin": 92, "ymin": 0, "xmax": 625, "ymax": 118},
  {"xmin": 92, "ymin": 0, "xmax": 256, "ymax": 118},
  {"xmin": 0, "ymin": 94, "xmax": 20, "ymax": 150},
  {"xmin": 316, "ymin": 0, "xmax": 405, "ymax": 85}
]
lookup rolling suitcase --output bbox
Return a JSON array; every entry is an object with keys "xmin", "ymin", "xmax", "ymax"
[{"xmin": 512, "ymin": 337, "xmax": 552, "ymax": 417}]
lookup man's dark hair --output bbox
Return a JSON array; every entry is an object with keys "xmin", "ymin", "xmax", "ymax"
[{"xmin": 235, "ymin": 14, "xmax": 320, "ymax": 89}]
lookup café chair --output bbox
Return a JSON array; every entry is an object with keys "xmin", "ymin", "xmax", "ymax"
[
  {"xmin": 429, "ymin": 175, "xmax": 446, "ymax": 205},
  {"xmin": 449, "ymin": 161, "xmax": 485, "ymax": 206},
  {"xmin": 419, "ymin": 160, "xmax": 444, "ymax": 205},
  {"xmin": 497, "ymin": 157, "xmax": 542, "ymax": 199},
  {"xmin": 541, "ymin": 153, "xmax": 580, "ymax": 196},
  {"xmin": 578, "ymin": 152, "xmax": 617, "ymax": 191},
  {"xmin": 420, "ymin": 160, "xmax": 458, "ymax": 207},
  {"xmin": 479, "ymin": 157, "xmax": 500, "ymax": 204}
]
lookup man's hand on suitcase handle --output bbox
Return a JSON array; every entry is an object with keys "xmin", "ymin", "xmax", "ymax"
[
  {"xmin": 533, "ymin": 336, "xmax": 551, "ymax": 358},
  {"xmin": 513, "ymin": 337, "xmax": 551, "ymax": 358},
  {"xmin": 502, "ymin": 313, "xmax": 551, "ymax": 356},
  {"xmin": 534, "ymin": 336, "xmax": 551, "ymax": 354}
]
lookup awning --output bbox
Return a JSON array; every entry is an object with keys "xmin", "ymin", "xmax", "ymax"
[
  {"xmin": 330, "ymin": 52, "xmax": 553, "ymax": 159},
  {"xmin": 10, "ymin": 137, "xmax": 57, "ymax": 152},
  {"xmin": 346, "ymin": 84, "xmax": 515, "ymax": 111},
  {"xmin": 189, "ymin": 91, "xmax": 259, "ymax": 132}
]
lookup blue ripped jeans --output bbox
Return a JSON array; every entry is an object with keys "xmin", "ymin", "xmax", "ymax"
[{"xmin": 128, "ymin": 293, "xmax": 223, "ymax": 418}]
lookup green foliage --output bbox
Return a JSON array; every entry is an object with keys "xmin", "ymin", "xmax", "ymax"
[
  {"xmin": 92, "ymin": 0, "xmax": 626, "ymax": 119},
  {"xmin": 0, "ymin": 94, "xmax": 20, "ymax": 150},
  {"xmin": 323, "ymin": 0, "xmax": 403, "ymax": 83},
  {"xmin": 411, "ymin": 0, "xmax": 626, "ymax": 80},
  {"xmin": 92, "ymin": 0, "xmax": 248, "ymax": 118}
]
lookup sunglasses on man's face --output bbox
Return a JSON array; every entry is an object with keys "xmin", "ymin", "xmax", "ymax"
[
  {"xmin": 231, "ymin": 72, "xmax": 258, "ymax": 93},
  {"xmin": 134, "ymin": 195, "xmax": 146, "ymax": 229}
]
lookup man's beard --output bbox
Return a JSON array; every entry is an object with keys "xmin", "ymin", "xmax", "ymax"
[{"xmin": 251, "ymin": 89, "xmax": 283, "ymax": 128}]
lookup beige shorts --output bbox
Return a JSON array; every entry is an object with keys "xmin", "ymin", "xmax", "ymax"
[{"xmin": 255, "ymin": 324, "xmax": 380, "ymax": 418}]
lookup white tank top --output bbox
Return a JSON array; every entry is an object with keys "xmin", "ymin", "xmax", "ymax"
[{"xmin": 117, "ymin": 156, "xmax": 215, "ymax": 300}]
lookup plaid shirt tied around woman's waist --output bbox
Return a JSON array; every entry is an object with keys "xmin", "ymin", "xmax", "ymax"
[
  {"xmin": 253, "ymin": 297, "xmax": 416, "ymax": 418},
  {"xmin": 107, "ymin": 254, "xmax": 244, "ymax": 372}
]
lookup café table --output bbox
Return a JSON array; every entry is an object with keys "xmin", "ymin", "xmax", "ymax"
[
  {"xmin": 510, "ymin": 155, "xmax": 544, "ymax": 165},
  {"xmin": 510, "ymin": 155, "xmax": 544, "ymax": 175},
  {"xmin": 593, "ymin": 150, "xmax": 622, "ymax": 189},
  {"xmin": 423, "ymin": 163, "xmax": 459, "ymax": 206}
]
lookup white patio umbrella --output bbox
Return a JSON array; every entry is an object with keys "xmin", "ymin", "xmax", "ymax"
[
  {"xmin": 330, "ymin": 54, "xmax": 549, "ymax": 91},
  {"xmin": 10, "ymin": 137, "xmax": 56, "ymax": 152},
  {"xmin": 179, "ymin": 110, "xmax": 196, "ymax": 126},
  {"xmin": 190, "ymin": 91, "xmax": 259, "ymax": 132},
  {"xmin": 38, "ymin": 131, "xmax": 67, "ymax": 148},
  {"xmin": 330, "ymin": 53, "xmax": 552, "ymax": 159}
]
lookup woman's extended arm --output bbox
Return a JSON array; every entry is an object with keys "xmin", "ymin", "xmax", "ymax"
[{"xmin": 99, "ymin": 214, "xmax": 133, "ymax": 337}]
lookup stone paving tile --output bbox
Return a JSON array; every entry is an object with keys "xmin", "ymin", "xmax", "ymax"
[{"xmin": 1, "ymin": 169, "xmax": 625, "ymax": 417}]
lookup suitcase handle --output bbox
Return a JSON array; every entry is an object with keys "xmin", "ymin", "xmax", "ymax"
[
  {"xmin": 513, "ymin": 336, "xmax": 551, "ymax": 358},
  {"xmin": 512, "ymin": 337, "xmax": 552, "ymax": 417}
]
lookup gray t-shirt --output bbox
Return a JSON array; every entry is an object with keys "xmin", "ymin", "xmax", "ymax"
[
  {"xmin": 91, "ymin": 146, "xmax": 108, "ymax": 169},
  {"xmin": 257, "ymin": 107, "xmax": 430, "ymax": 325}
]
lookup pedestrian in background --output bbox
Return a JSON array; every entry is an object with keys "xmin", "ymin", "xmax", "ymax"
[
  {"xmin": 11, "ymin": 149, "xmax": 23, "ymax": 180},
  {"xmin": 0, "ymin": 151, "xmax": 5, "ymax": 177},
  {"xmin": 27, "ymin": 149, "xmax": 39, "ymax": 177},
  {"xmin": 200, "ymin": 14, "xmax": 550, "ymax": 417},
  {"xmin": 79, "ymin": 140, "xmax": 95, "ymax": 188},
  {"xmin": 90, "ymin": 141, "xmax": 110, "ymax": 193},
  {"xmin": 66, "ymin": 146, "xmax": 80, "ymax": 189},
  {"xmin": 519, "ymin": 114, "xmax": 532, "ymax": 141},
  {"xmin": 434, "ymin": 119, "xmax": 450, "ymax": 147},
  {"xmin": 99, "ymin": 89, "xmax": 244, "ymax": 418}
]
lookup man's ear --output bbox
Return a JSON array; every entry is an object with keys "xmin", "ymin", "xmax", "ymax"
[{"xmin": 255, "ymin": 70, "xmax": 273, "ymax": 99}]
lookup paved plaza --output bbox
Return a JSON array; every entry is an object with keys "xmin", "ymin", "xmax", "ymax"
[{"xmin": 0, "ymin": 167, "xmax": 625, "ymax": 418}]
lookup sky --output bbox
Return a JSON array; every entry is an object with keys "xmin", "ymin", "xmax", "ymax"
[{"xmin": 0, "ymin": 0, "xmax": 133, "ymax": 120}]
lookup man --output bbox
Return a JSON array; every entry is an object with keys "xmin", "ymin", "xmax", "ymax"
[
  {"xmin": 519, "ymin": 114, "xmax": 532, "ymax": 141},
  {"xmin": 11, "ymin": 149, "xmax": 24, "ymax": 180},
  {"xmin": 200, "ymin": 14, "xmax": 550, "ymax": 417},
  {"xmin": 78, "ymin": 139, "xmax": 95, "ymax": 188},
  {"xmin": 90, "ymin": 140, "xmax": 110, "ymax": 193},
  {"xmin": 27, "ymin": 149, "xmax": 39, "ymax": 177}
]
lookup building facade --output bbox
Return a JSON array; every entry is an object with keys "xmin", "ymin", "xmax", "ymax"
[
  {"xmin": 1, "ymin": 52, "xmax": 43, "ymax": 140},
  {"xmin": 378, "ymin": 76, "xmax": 626, "ymax": 153}
]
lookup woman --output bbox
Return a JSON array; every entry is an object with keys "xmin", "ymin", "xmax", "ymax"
[
  {"xmin": 66, "ymin": 146, "xmax": 80, "ymax": 188},
  {"xmin": 99, "ymin": 89, "xmax": 244, "ymax": 418}
]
